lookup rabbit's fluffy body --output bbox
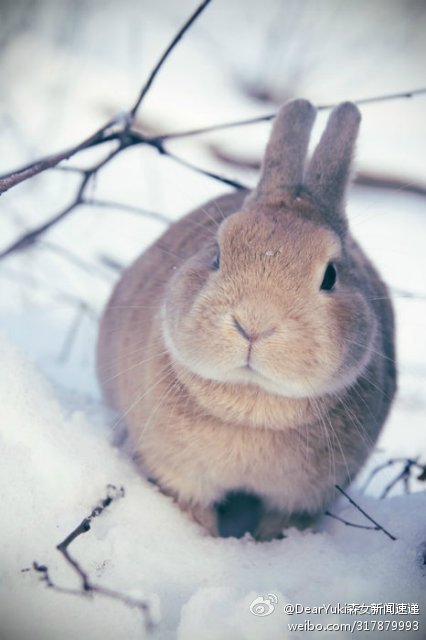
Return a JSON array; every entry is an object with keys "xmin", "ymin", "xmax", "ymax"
[{"xmin": 98, "ymin": 101, "xmax": 396, "ymax": 539}]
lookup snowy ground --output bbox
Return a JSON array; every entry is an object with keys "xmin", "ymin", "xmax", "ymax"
[{"xmin": 0, "ymin": 1, "xmax": 425, "ymax": 638}]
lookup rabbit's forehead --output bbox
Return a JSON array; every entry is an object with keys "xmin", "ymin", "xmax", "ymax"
[{"xmin": 218, "ymin": 211, "xmax": 341, "ymax": 261}]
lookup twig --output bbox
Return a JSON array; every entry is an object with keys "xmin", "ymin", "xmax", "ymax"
[
  {"xmin": 1, "ymin": 88, "xmax": 425, "ymax": 199},
  {"xmin": 354, "ymin": 172, "xmax": 426, "ymax": 198},
  {"xmin": 128, "ymin": 131, "xmax": 248, "ymax": 190},
  {"xmin": 209, "ymin": 145, "xmax": 426, "ymax": 198},
  {"xmin": 40, "ymin": 241, "xmax": 114, "ymax": 281},
  {"xmin": 160, "ymin": 147, "xmax": 247, "ymax": 190},
  {"xmin": 0, "ymin": 146, "xmax": 122, "ymax": 259},
  {"xmin": 0, "ymin": 140, "xmax": 243, "ymax": 259},
  {"xmin": 391, "ymin": 287, "xmax": 426, "ymax": 300},
  {"xmin": 0, "ymin": 266, "xmax": 100, "ymax": 318},
  {"xmin": 361, "ymin": 457, "xmax": 426, "ymax": 495},
  {"xmin": 0, "ymin": 1, "xmax": 425, "ymax": 263},
  {"xmin": 0, "ymin": 121, "xmax": 119, "ymax": 196},
  {"xmin": 83, "ymin": 198, "xmax": 172, "ymax": 224},
  {"xmin": 159, "ymin": 87, "xmax": 426, "ymax": 140},
  {"xmin": 33, "ymin": 485, "xmax": 154, "ymax": 632},
  {"xmin": 129, "ymin": 0, "xmax": 213, "ymax": 119},
  {"xmin": 33, "ymin": 562, "xmax": 154, "ymax": 631},
  {"xmin": 0, "ymin": 200, "xmax": 83, "ymax": 258},
  {"xmin": 58, "ymin": 302, "xmax": 90, "ymax": 363},
  {"xmin": 0, "ymin": 88, "xmax": 424, "ymax": 256},
  {"xmin": 334, "ymin": 484, "xmax": 396, "ymax": 541},
  {"xmin": 324, "ymin": 510, "xmax": 382, "ymax": 532},
  {"xmin": 98, "ymin": 254, "xmax": 125, "ymax": 272},
  {"xmin": 56, "ymin": 484, "xmax": 125, "ymax": 589}
]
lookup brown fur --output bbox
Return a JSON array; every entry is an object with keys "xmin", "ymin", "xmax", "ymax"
[{"xmin": 97, "ymin": 101, "xmax": 396, "ymax": 540}]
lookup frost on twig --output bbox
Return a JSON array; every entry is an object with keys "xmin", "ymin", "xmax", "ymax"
[{"xmin": 32, "ymin": 485, "xmax": 155, "ymax": 633}]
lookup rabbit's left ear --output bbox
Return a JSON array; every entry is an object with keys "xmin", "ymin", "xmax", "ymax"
[
  {"xmin": 248, "ymin": 99, "xmax": 317, "ymax": 206},
  {"xmin": 304, "ymin": 102, "xmax": 361, "ymax": 214}
]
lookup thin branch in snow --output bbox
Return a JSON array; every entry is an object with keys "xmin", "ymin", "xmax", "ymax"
[
  {"xmin": 391, "ymin": 288, "xmax": 426, "ymax": 300},
  {"xmin": 129, "ymin": 0, "xmax": 213, "ymax": 119},
  {"xmin": 0, "ymin": 266, "xmax": 100, "ymax": 317},
  {"xmin": 0, "ymin": 145, "xmax": 122, "ymax": 259},
  {"xmin": 209, "ymin": 144, "xmax": 426, "ymax": 198},
  {"xmin": 354, "ymin": 172, "xmax": 426, "ymax": 198},
  {"xmin": 40, "ymin": 241, "xmax": 114, "ymax": 281},
  {"xmin": 58, "ymin": 302, "xmax": 91, "ymax": 363},
  {"xmin": 324, "ymin": 510, "xmax": 384, "ymax": 532},
  {"xmin": 334, "ymin": 484, "xmax": 397, "ymax": 541},
  {"xmin": 1, "ymin": 88, "xmax": 425, "ymax": 198},
  {"xmin": 0, "ymin": 0, "xmax": 425, "ymax": 264},
  {"xmin": 159, "ymin": 87, "xmax": 426, "ymax": 140},
  {"xmin": 56, "ymin": 484, "xmax": 125, "ymax": 590},
  {"xmin": 361, "ymin": 457, "xmax": 426, "ymax": 497},
  {"xmin": 83, "ymin": 198, "xmax": 172, "ymax": 225},
  {"xmin": 0, "ymin": 121, "xmax": 121, "ymax": 195},
  {"xmin": 98, "ymin": 254, "xmax": 126, "ymax": 273},
  {"xmin": 128, "ymin": 132, "xmax": 248, "ymax": 190},
  {"xmin": 33, "ymin": 562, "xmax": 154, "ymax": 631},
  {"xmin": 159, "ymin": 146, "xmax": 247, "ymax": 190},
  {"xmin": 33, "ymin": 485, "xmax": 155, "ymax": 632}
]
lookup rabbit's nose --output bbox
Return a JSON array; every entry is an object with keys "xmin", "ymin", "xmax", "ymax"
[{"xmin": 232, "ymin": 316, "xmax": 275, "ymax": 343}]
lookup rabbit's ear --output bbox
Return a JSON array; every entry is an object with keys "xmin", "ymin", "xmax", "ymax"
[
  {"xmin": 304, "ymin": 102, "xmax": 361, "ymax": 214},
  {"xmin": 249, "ymin": 99, "xmax": 316, "ymax": 205}
]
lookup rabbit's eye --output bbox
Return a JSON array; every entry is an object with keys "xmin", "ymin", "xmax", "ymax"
[
  {"xmin": 211, "ymin": 252, "xmax": 220, "ymax": 270},
  {"xmin": 320, "ymin": 262, "xmax": 337, "ymax": 291}
]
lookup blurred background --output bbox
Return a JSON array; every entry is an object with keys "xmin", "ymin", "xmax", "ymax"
[{"xmin": 0, "ymin": 0, "xmax": 425, "ymax": 490}]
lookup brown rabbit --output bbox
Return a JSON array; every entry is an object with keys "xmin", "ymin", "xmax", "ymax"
[{"xmin": 97, "ymin": 100, "xmax": 396, "ymax": 540}]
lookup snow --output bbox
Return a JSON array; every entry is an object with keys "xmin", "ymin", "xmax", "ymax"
[
  {"xmin": 0, "ymin": 338, "xmax": 425, "ymax": 640},
  {"xmin": 0, "ymin": 1, "xmax": 425, "ymax": 638}
]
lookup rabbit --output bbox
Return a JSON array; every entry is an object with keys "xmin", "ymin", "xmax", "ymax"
[{"xmin": 97, "ymin": 99, "xmax": 396, "ymax": 541}]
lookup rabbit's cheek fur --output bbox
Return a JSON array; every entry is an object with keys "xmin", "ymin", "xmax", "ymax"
[
  {"xmin": 330, "ymin": 291, "xmax": 377, "ymax": 388},
  {"xmin": 163, "ymin": 286, "xmax": 348, "ymax": 398}
]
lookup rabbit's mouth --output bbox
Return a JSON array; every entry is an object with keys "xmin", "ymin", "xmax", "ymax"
[
  {"xmin": 229, "ymin": 364, "xmax": 308, "ymax": 397},
  {"xmin": 236, "ymin": 363, "xmax": 264, "ymax": 378}
]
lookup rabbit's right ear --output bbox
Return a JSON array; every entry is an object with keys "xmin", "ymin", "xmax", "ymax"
[
  {"xmin": 304, "ymin": 102, "xmax": 361, "ymax": 215},
  {"xmin": 248, "ymin": 99, "xmax": 317, "ymax": 206}
]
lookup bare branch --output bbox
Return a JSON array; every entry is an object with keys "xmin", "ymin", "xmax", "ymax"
[
  {"xmin": 40, "ymin": 241, "xmax": 114, "ymax": 281},
  {"xmin": 56, "ymin": 485, "xmax": 125, "ymax": 587},
  {"xmin": 33, "ymin": 563, "xmax": 154, "ymax": 632},
  {"xmin": 129, "ymin": 0, "xmax": 213, "ymax": 119},
  {"xmin": 0, "ymin": 266, "xmax": 100, "ymax": 318},
  {"xmin": 324, "ymin": 510, "xmax": 382, "ymax": 532},
  {"xmin": 0, "ymin": 146, "xmax": 122, "ymax": 259},
  {"xmin": 159, "ymin": 87, "xmax": 426, "ymax": 140},
  {"xmin": 58, "ymin": 302, "xmax": 92, "ymax": 363},
  {"xmin": 390, "ymin": 288, "xmax": 426, "ymax": 300},
  {"xmin": 1, "ymin": 88, "xmax": 425, "ymax": 199},
  {"xmin": 33, "ymin": 485, "xmax": 154, "ymax": 632},
  {"xmin": 83, "ymin": 198, "xmax": 172, "ymax": 225},
  {"xmin": 161, "ymin": 147, "xmax": 247, "ymax": 190},
  {"xmin": 0, "ymin": 0, "xmax": 425, "ymax": 267},
  {"xmin": 209, "ymin": 146, "xmax": 426, "ymax": 199},
  {"xmin": 334, "ymin": 484, "xmax": 396, "ymax": 541},
  {"xmin": 0, "ymin": 200, "xmax": 84, "ymax": 259},
  {"xmin": 126, "ymin": 131, "xmax": 248, "ymax": 189},
  {"xmin": 0, "ymin": 122, "xmax": 119, "ymax": 196},
  {"xmin": 354, "ymin": 172, "xmax": 426, "ymax": 198},
  {"xmin": 98, "ymin": 254, "xmax": 125, "ymax": 273},
  {"xmin": 361, "ymin": 457, "xmax": 426, "ymax": 494}
]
